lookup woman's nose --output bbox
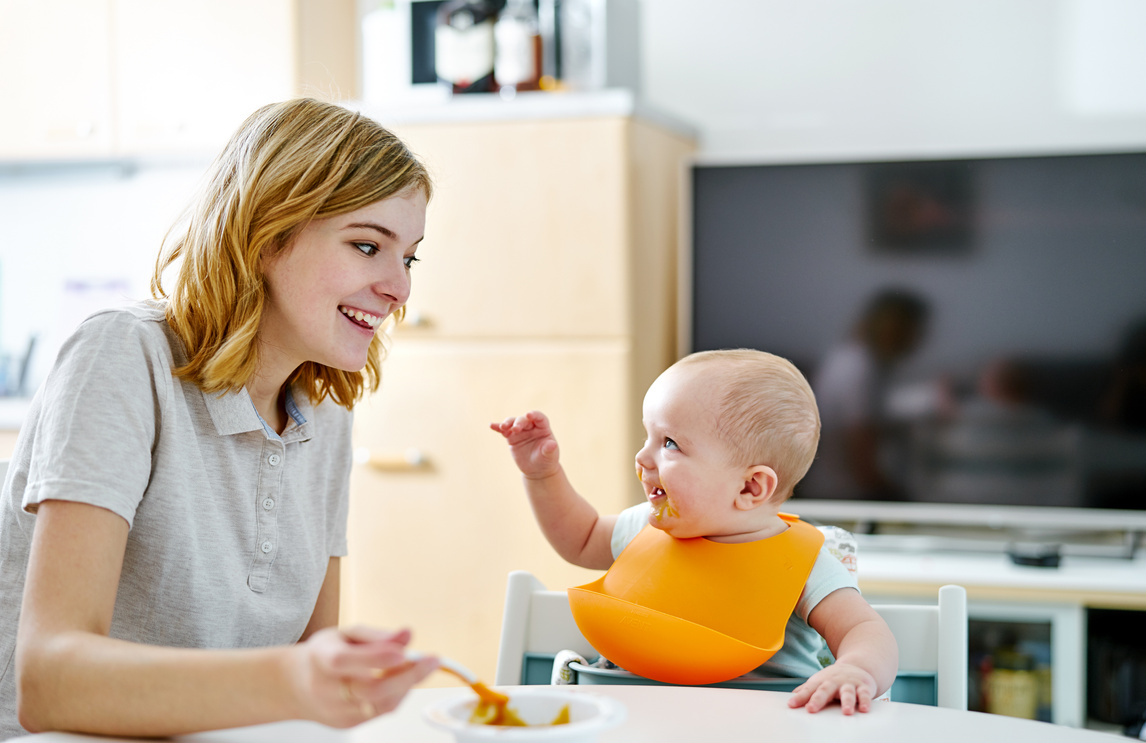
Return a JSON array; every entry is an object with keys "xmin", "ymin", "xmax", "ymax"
[{"xmin": 373, "ymin": 258, "xmax": 412, "ymax": 306}]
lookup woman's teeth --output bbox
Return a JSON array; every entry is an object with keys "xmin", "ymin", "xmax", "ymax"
[
  {"xmin": 651, "ymin": 487, "xmax": 666, "ymax": 496},
  {"xmin": 339, "ymin": 306, "xmax": 382, "ymax": 328}
]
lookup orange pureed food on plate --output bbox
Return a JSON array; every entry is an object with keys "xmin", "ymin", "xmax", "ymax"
[{"xmin": 468, "ymin": 699, "xmax": 570, "ymax": 727}]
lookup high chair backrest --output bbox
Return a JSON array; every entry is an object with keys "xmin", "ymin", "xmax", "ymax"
[{"xmin": 494, "ymin": 569, "xmax": 968, "ymax": 710}]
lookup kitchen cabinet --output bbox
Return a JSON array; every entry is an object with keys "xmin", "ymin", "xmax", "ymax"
[
  {"xmin": 0, "ymin": 0, "xmax": 356, "ymax": 160},
  {"xmin": 341, "ymin": 110, "xmax": 695, "ymax": 683},
  {"xmin": 858, "ymin": 545, "xmax": 1146, "ymax": 729},
  {"xmin": 0, "ymin": 0, "xmax": 115, "ymax": 159}
]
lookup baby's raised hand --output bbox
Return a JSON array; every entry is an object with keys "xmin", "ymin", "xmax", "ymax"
[
  {"xmin": 787, "ymin": 662, "xmax": 878, "ymax": 715},
  {"xmin": 490, "ymin": 411, "xmax": 561, "ymax": 480}
]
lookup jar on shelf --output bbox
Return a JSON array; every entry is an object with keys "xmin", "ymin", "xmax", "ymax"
[{"xmin": 986, "ymin": 648, "xmax": 1040, "ymax": 719}]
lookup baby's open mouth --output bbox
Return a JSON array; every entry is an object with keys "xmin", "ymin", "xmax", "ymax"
[{"xmin": 650, "ymin": 489, "xmax": 677, "ymax": 520}]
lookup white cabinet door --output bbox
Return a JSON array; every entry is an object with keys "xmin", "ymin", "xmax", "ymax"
[
  {"xmin": 0, "ymin": 0, "xmax": 115, "ymax": 159},
  {"xmin": 111, "ymin": 0, "xmax": 297, "ymax": 155}
]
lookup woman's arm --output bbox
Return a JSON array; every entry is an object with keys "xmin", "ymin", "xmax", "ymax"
[
  {"xmin": 16, "ymin": 501, "xmax": 435, "ymax": 737},
  {"xmin": 300, "ymin": 557, "xmax": 342, "ymax": 642}
]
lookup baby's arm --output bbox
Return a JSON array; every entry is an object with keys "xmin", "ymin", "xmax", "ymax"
[
  {"xmin": 490, "ymin": 411, "xmax": 616, "ymax": 570},
  {"xmin": 788, "ymin": 588, "xmax": 899, "ymax": 714}
]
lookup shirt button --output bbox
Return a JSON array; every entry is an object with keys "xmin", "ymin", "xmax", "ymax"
[
  {"xmin": 268, "ymin": 454, "xmax": 281, "ymax": 466},
  {"xmin": 262, "ymin": 497, "xmax": 275, "ymax": 511},
  {"xmin": 261, "ymin": 540, "xmax": 273, "ymax": 554}
]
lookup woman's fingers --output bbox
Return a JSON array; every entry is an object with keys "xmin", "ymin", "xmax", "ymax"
[{"xmin": 354, "ymin": 655, "xmax": 439, "ymax": 718}]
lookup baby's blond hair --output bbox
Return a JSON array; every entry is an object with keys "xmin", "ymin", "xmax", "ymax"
[{"xmin": 674, "ymin": 349, "xmax": 820, "ymax": 500}]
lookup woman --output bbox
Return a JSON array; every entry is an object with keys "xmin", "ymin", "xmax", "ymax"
[{"xmin": 0, "ymin": 98, "xmax": 438, "ymax": 738}]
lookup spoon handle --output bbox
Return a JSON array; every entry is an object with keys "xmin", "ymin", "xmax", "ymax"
[{"xmin": 406, "ymin": 651, "xmax": 477, "ymax": 684}]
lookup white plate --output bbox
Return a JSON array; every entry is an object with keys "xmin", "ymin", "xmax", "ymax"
[{"xmin": 423, "ymin": 687, "xmax": 626, "ymax": 743}]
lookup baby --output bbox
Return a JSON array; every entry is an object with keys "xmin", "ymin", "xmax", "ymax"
[{"xmin": 491, "ymin": 349, "xmax": 898, "ymax": 714}]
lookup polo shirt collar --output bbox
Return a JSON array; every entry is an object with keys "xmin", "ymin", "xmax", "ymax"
[{"xmin": 202, "ymin": 383, "xmax": 313, "ymax": 442}]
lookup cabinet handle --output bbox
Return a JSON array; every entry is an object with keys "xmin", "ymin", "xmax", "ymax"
[{"xmin": 353, "ymin": 446, "xmax": 434, "ymax": 473}]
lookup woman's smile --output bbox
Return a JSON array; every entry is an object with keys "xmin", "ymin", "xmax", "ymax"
[{"xmin": 338, "ymin": 305, "xmax": 385, "ymax": 331}]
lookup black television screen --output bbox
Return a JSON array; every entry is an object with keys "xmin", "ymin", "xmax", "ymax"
[{"xmin": 688, "ymin": 151, "xmax": 1146, "ymax": 528}]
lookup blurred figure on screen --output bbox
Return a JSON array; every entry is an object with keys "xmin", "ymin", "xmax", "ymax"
[
  {"xmin": 1101, "ymin": 318, "xmax": 1146, "ymax": 434},
  {"xmin": 800, "ymin": 288, "xmax": 930, "ymax": 501}
]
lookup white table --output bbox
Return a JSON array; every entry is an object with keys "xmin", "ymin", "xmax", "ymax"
[{"xmin": 9, "ymin": 685, "xmax": 1122, "ymax": 742}]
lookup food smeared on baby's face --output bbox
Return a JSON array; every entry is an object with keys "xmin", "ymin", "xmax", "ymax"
[
  {"xmin": 651, "ymin": 496, "xmax": 678, "ymax": 521},
  {"xmin": 468, "ymin": 700, "xmax": 571, "ymax": 726},
  {"xmin": 639, "ymin": 468, "xmax": 677, "ymax": 521}
]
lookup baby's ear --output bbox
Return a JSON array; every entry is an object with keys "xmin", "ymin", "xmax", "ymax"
[{"xmin": 735, "ymin": 465, "xmax": 779, "ymax": 510}]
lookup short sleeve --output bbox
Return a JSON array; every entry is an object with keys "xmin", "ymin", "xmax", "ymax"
[
  {"xmin": 611, "ymin": 503, "xmax": 651, "ymax": 560},
  {"xmin": 20, "ymin": 309, "xmax": 169, "ymax": 527},
  {"xmin": 794, "ymin": 547, "xmax": 860, "ymax": 622}
]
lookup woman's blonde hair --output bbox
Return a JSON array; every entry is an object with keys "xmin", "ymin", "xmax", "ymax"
[
  {"xmin": 675, "ymin": 349, "xmax": 820, "ymax": 500},
  {"xmin": 151, "ymin": 98, "xmax": 431, "ymax": 409}
]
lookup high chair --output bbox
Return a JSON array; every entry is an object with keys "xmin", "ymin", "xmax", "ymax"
[{"xmin": 494, "ymin": 568, "xmax": 969, "ymax": 709}]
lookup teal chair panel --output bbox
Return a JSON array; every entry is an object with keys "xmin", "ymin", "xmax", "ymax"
[{"xmin": 519, "ymin": 652, "xmax": 938, "ymax": 705}]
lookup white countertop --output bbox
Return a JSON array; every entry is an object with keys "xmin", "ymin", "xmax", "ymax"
[
  {"xmin": 856, "ymin": 541, "xmax": 1146, "ymax": 607},
  {"xmin": 349, "ymin": 88, "xmax": 698, "ymax": 140},
  {"xmin": 0, "ymin": 396, "xmax": 30, "ymax": 431}
]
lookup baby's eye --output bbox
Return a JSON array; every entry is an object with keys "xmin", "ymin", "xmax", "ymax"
[
  {"xmin": 663, "ymin": 438, "xmax": 679, "ymax": 450},
  {"xmin": 353, "ymin": 242, "xmax": 378, "ymax": 257},
  {"xmin": 404, "ymin": 255, "xmax": 421, "ymax": 269}
]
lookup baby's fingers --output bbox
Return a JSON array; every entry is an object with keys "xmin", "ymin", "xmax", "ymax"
[
  {"xmin": 837, "ymin": 684, "xmax": 857, "ymax": 715},
  {"xmin": 787, "ymin": 681, "xmax": 816, "ymax": 709},
  {"xmin": 788, "ymin": 679, "xmax": 838, "ymax": 713}
]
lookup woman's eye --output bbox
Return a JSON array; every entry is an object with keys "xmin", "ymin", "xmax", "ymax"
[
  {"xmin": 404, "ymin": 255, "xmax": 421, "ymax": 269},
  {"xmin": 663, "ymin": 438, "xmax": 679, "ymax": 451},
  {"xmin": 353, "ymin": 242, "xmax": 378, "ymax": 257}
]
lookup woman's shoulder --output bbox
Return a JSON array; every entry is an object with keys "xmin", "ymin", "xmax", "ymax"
[
  {"xmin": 70, "ymin": 300, "xmax": 178, "ymax": 355},
  {"xmin": 49, "ymin": 301, "xmax": 186, "ymax": 391},
  {"xmin": 78, "ymin": 299, "xmax": 167, "ymax": 330}
]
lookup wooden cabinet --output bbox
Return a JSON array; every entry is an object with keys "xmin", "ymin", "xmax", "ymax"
[
  {"xmin": 342, "ymin": 114, "xmax": 694, "ymax": 683},
  {"xmin": 0, "ymin": 0, "xmax": 356, "ymax": 159}
]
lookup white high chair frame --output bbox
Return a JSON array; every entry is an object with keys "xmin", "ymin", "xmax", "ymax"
[{"xmin": 495, "ymin": 569, "xmax": 969, "ymax": 710}]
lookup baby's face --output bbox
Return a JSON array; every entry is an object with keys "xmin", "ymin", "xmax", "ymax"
[{"xmin": 634, "ymin": 364, "xmax": 754, "ymax": 540}]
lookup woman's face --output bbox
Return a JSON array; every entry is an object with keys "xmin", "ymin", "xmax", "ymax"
[{"xmin": 260, "ymin": 188, "xmax": 427, "ymax": 380}]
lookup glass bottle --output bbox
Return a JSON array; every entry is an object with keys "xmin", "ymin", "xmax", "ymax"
[
  {"xmin": 494, "ymin": 0, "xmax": 541, "ymax": 98},
  {"xmin": 435, "ymin": 0, "xmax": 500, "ymax": 94}
]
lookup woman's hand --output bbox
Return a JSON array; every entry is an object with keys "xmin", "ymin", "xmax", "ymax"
[
  {"xmin": 490, "ymin": 411, "xmax": 562, "ymax": 480},
  {"xmin": 287, "ymin": 626, "xmax": 439, "ymax": 728}
]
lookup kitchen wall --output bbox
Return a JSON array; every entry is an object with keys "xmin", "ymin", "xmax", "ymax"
[
  {"xmin": 0, "ymin": 163, "xmax": 210, "ymax": 396},
  {"xmin": 3, "ymin": 0, "xmax": 1146, "ymax": 397},
  {"xmin": 642, "ymin": 0, "xmax": 1146, "ymax": 159}
]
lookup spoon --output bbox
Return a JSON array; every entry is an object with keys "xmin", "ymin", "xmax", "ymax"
[{"xmin": 407, "ymin": 652, "xmax": 511, "ymax": 707}]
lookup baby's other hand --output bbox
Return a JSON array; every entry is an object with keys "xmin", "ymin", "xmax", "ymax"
[
  {"xmin": 787, "ymin": 663, "xmax": 878, "ymax": 715},
  {"xmin": 490, "ymin": 411, "xmax": 561, "ymax": 480}
]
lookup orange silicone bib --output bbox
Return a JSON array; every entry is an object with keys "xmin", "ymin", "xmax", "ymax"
[{"xmin": 567, "ymin": 513, "xmax": 823, "ymax": 685}]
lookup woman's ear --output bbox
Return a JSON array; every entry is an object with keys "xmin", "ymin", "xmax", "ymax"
[{"xmin": 735, "ymin": 465, "xmax": 779, "ymax": 510}]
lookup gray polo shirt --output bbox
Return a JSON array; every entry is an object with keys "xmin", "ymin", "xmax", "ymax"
[{"xmin": 0, "ymin": 301, "xmax": 353, "ymax": 740}]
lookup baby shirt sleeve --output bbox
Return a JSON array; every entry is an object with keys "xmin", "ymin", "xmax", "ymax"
[
  {"xmin": 610, "ymin": 503, "xmax": 652, "ymax": 560},
  {"xmin": 794, "ymin": 546, "xmax": 861, "ymax": 622}
]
